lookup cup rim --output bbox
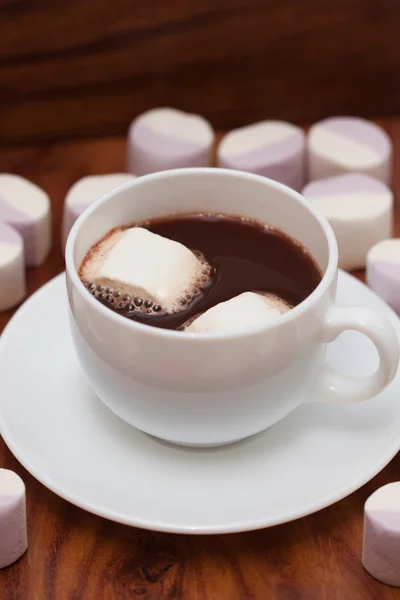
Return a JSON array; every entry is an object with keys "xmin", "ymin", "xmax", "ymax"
[{"xmin": 65, "ymin": 168, "xmax": 338, "ymax": 341}]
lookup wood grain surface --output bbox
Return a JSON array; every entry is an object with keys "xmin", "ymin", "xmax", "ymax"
[
  {"xmin": 0, "ymin": 121, "xmax": 399, "ymax": 599},
  {"xmin": 0, "ymin": 0, "xmax": 399, "ymax": 143}
]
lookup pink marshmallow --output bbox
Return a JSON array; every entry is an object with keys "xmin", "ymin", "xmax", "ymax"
[
  {"xmin": 367, "ymin": 239, "xmax": 400, "ymax": 313},
  {"xmin": 363, "ymin": 482, "xmax": 400, "ymax": 586},
  {"xmin": 218, "ymin": 121, "xmax": 306, "ymax": 191},
  {"xmin": 127, "ymin": 108, "xmax": 214, "ymax": 176},
  {"xmin": 0, "ymin": 469, "xmax": 28, "ymax": 569}
]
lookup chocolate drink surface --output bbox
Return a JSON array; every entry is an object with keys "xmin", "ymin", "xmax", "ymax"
[{"xmin": 79, "ymin": 213, "xmax": 322, "ymax": 330}]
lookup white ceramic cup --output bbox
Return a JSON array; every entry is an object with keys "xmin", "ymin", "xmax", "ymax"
[{"xmin": 65, "ymin": 168, "xmax": 400, "ymax": 446}]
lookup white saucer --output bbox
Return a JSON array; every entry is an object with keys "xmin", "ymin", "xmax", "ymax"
[{"xmin": 0, "ymin": 271, "xmax": 400, "ymax": 534}]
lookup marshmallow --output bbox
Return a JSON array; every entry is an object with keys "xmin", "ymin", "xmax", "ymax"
[
  {"xmin": 0, "ymin": 223, "xmax": 26, "ymax": 311},
  {"xmin": 127, "ymin": 108, "xmax": 214, "ymax": 175},
  {"xmin": 0, "ymin": 469, "xmax": 28, "ymax": 569},
  {"xmin": 363, "ymin": 482, "xmax": 400, "ymax": 586},
  {"xmin": 0, "ymin": 174, "xmax": 51, "ymax": 266},
  {"xmin": 307, "ymin": 117, "xmax": 392, "ymax": 184},
  {"xmin": 367, "ymin": 239, "xmax": 400, "ymax": 313},
  {"xmin": 62, "ymin": 173, "xmax": 136, "ymax": 251},
  {"xmin": 218, "ymin": 121, "xmax": 306, "ymax": 191},
  {"xmin": 302, "ymin": 174, "xmax": 392, "ymax": 271},
  {"xmin": 80, "ymin": 227, "xmax": 211, "ymax": 313},
  {"xmin": 185, "ymin": 291, "xmax": 291, "ymax": 333}
]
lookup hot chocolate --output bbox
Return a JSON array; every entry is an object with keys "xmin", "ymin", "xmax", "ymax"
[{"xmin": 79, "ymin": 212, "xmax": 322, "ymax": 331}]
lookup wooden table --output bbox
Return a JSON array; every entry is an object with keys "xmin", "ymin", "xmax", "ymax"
[{"xmin": 0, "ymin": 122, "xmax": 399, "ymax": 599}]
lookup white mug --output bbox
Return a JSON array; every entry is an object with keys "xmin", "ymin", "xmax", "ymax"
[{"xmin": 65, "ymin": 168, "xmax": 400, "ymax": 446}]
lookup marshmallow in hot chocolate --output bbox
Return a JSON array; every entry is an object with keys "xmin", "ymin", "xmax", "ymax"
[
  {"xmin": 185, "ymin": 291, "xmax": 291, "ymax": 333},
  {"xmin": 80, "ymin": 227, "xmax": 212, "ymax": 313}
]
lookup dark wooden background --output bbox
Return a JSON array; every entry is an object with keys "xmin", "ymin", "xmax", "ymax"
[{"xmin": 0, "ymin": 0, "xmax": 399, "ymax": 144}]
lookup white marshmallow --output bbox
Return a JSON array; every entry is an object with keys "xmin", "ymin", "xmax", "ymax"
[
  {"xmin": 307, "ymin": 117, "xmax": 392, "ymax": 184},
  {"xmin": 367, "ymin": 239, "xmax": 400, "ymax": 314},
  {"xmin": 62, "ymin": 173, "xmax": 136, "ymax": 251},
  {"xmin": 363, "ymin": 482, "xmax": 400, "ymax": 586},
  {"xmin": 218, "ymin": 120, "xmax": 306, "ymax": 191},
  {"xmin": 0, "ymin": 223, "xmax": 26, "ymax": 311},
  {"xmin": 302, "ymin": 173, "xmax": 393, "ymax": 271},
  {"xmin": 0, "ymin": 469, "xmax": 28, "ymax": 569},
  {"xmin": 127, "ymin": 107, "xmax": 214, "ymax": 175},
  {"xmin": 81, "ymin": 227, "xmax": 210, "ymax": 312},
  {"xmin": 0, "ymin": 174, "xmax": 51, "ymax": 266},
  {"xmin": 185, "ymin": 292, "xmax": 291, "ymax": 333}
]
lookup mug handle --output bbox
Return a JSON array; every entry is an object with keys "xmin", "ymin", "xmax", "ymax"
[{"xmin": 316, "ymin": 305, "xmax": 399, "ymax": 403}]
